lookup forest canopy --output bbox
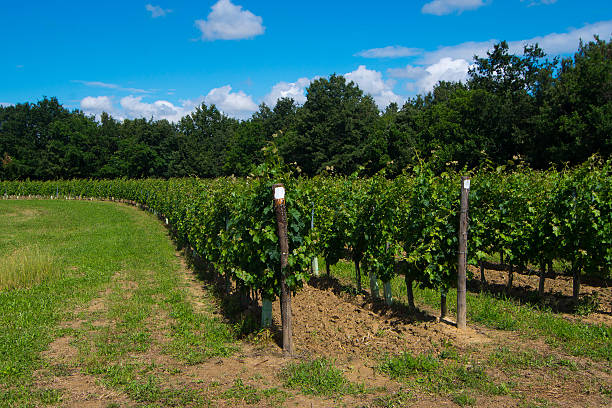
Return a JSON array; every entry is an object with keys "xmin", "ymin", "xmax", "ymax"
[{"xmin": 1, "ymin": 37, "xmax": 610, "ymax": 180}]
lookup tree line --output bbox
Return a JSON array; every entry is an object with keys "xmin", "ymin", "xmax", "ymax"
[{"xmin": 1, "ymin": 37, "xmax": 610, "ymax": 180}]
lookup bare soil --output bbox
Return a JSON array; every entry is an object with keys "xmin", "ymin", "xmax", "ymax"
[{"xmin": 33, "ymin": 254, "xmax": 611, "ymax": 407}]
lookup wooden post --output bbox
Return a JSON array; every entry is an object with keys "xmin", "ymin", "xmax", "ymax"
[
  {"xmin": 506, "ymin": 264, "xmax": 514, "ymax": 290},
  {"xmin": 572, "ymin": 262, "xmax": 581, "ymax": 303},
  {"xmin": 479, "ymin": 261, "xmax": 486, "ymax": 285},
  {"xmin": 538, "ymin": 260, "xmax": 546, "ymax": 298},
  {"xmin": 441, "ymin": 292, "xmax": 447, "ymax": 319},
  {"xmin": 273, "ymin": 184, "xmax": 294, "ymax": 355},
  {"xmin": 457, "ymin": 176, "xmax": 470, "ymax": 330}
]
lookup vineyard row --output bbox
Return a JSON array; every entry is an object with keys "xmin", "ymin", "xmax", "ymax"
[{"xmin": 1, "ymin": 159, "xmax": 610, "ymax": 312}]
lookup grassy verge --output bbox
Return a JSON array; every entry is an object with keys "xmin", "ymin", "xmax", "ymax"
[{"xmin": 323, "ymin": 259, "xmax": 611, "ymax": 361}]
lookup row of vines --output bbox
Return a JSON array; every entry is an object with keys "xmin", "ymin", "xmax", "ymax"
[{"xmin": 1, "ymin": 157, "xmax": 610, "ymax": 313}]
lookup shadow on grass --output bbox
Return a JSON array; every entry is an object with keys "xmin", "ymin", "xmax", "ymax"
[{"xmin": 173, "ymin": 240, "xmax": 287, "ymax": 349}]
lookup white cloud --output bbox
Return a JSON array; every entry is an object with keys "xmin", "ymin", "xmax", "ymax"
[
  {"xmin": 73, "ymin": 80, "xmax": 150, "ymax": 94},
  {"xmin": 387, "ymin": 65, "xmax": 428, "ymax": 79},
  {"xmin": 79, "ymin": 87, "xmax": 258, "ymax": 122},
  {"xmin": 195, "ymin": 0, "xmax": 264, "ymax": 41},
  {"xmin": 0, "ymin": 102, "xmax": 13, "ymax": 107},
  {"xmin": 345, "ymin": 65, "xmax": 404, "ymax": 108},
  {"xmin": 422, "ymin": 0, "xmax": 488, "ymax": 16},
  {"xmin": 81, "ymin": 96, "xmax": 113, "ymax": 114},
  {"xmin": 419, "ymin": 20, "xmax": 612, "ymax": 65},
  {"xmin": 355, "ymin": 46, "xmax": 422, "ymax": 58},
  {"xmin": 419, "ymin": 40, "xmax": 495, "ymax": 65},
  {"xmin": 263, "ymin": 77, "xmax": 312, "ymax": 106},
  {"xmin": 387, "ymin": 59, "xmax": 471, "ymax": 94},
  {"xmin": 204, "ymin": 85, "xmax": 258, "ymax": 118},
  {"xmin": 119, "ymin": 96, "xmax": 193, "ymax": 122},
  {"xmin": 145, "ymin": 4, "xmax": 171, "ymax": 18},
  {"xmin": 416, "ymin": 58, "xmax": 471, "ymax": 93},
  {"xmin": 522, "ymin": 0, "xmax": 557, "ymax": 6},
  {"xmin": 508, "ymin": 20, "xmax": 612, "ymax": 55}
]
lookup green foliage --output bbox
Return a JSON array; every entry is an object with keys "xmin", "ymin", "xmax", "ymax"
[
  {"xmin": 1, "ymin": 156, "xmax": 609, "ymax": 304},
  {"xmin": 281, "ymin": 74, "xmax": 380, "ymax": 175}
]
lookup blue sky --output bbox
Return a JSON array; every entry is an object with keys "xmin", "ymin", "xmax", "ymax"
[{"xmin": 1, "ymin": 0, "xmax": 611, "ymax": 120}]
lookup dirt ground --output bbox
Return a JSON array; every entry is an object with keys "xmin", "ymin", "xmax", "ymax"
[{"xmin": 32, "ymin": 255, "xmax": 611, "ymax": 407}]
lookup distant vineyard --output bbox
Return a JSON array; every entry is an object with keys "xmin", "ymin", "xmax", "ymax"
[{"xmin": 1, "ymin": 158, "xmax": 610, "ymax": 308}]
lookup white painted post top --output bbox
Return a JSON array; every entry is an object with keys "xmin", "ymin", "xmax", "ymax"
[
  {"xmin": 274, "ymin": 186, "xmax": 285, "ymax": 199},
  {"xmin": 463, "ymin": 179, "xmax": 471, "ymax": 190}
]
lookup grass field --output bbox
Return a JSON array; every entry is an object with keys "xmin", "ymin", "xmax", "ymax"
[
  {"xmin": 0, "ymin": 200, "xmax": 234, "ymax": 407},
  {"xmin": 0, "ymin": 199, "xmax": 610, "ymax": 407}
]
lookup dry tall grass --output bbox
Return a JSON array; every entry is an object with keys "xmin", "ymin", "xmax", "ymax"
[{"xmin": 0, "ymin": 246, "xmax": 58, "ymax": 290}]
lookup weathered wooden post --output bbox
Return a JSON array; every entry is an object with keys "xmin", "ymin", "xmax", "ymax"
[
  {"xmin": 457, "ymin": 176, "xmax": 470, "ymax": 330},
  {"xmin": 273, "ymin": 184, "xmax": 294, "ymax": 355},
  {"xmin": 441, "ymin": 291, "xmax": 447, "ymax": 319},
  {"xmin": 538, "ymin": 260, "xmax": 546, "ymax": 298}
]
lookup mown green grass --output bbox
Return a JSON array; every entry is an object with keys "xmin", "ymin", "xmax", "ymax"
[
  {"xmin": 0, "ymin": 200, "xmax": 235, "ymax": 407},
  {"xmin": 324, "ymin": 259, "xmax": 612, "ymax": 361}
]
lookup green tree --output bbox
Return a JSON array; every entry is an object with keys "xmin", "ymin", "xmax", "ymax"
[
  {"xmin": 280, "ymin": 75, "xmax": 380, "ymax": 175},
  {"xmin": 172, "ymin": 103, "xmax": 237, "ymax": 177},
  {"xmin": 468, "ymin": 41, "xmax": 557, "ymax": 166},
  {"xmin": 540, "ymin": 37, "xmax": 612, "ymax": 164}
]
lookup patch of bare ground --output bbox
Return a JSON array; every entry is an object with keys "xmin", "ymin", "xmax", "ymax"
[
  {"xmin": 34, "ymin": 247, "xmax": 611, "ymax": 407},
  {"xmin": 265, "ymin": 278, "xmax": 610, "ymax": 407},
  {"xmin": 42, "ymin": 336, "xmax": 78, "ymax": 363},
  {"xmin": 3, "ymin": 208, "xmax": 42, "ymax": 219},
  {"xmin": 34, "ymin": 280, "xmax": 131, "ymax": 406},
  {"xmin": 179, "ymin": 255, "xmax": 214, "ymax": 313},
  {"xmin": 286, "ymin": 280, "xmax": 493, "ymax": 362},
  {"xmin": 155, "ymin": 255, "xmax": 610, "ymax": 406},
  {"xmin": 36, "ymin": 370, "xmax": 128, "ymax": 408},
  {"xmin": 173, "ymin": 346, "xmax": 360, "ymax": 407}
]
